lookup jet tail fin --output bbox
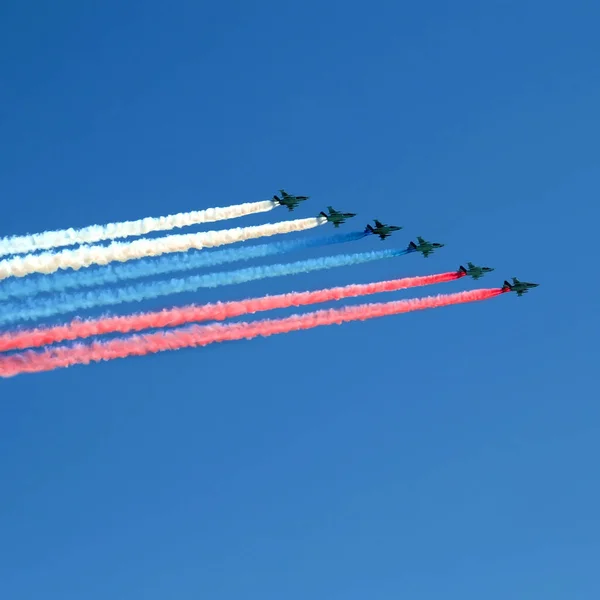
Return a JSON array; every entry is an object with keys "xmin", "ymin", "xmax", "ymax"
[
  {"xmin": 365, "ymin": 224, "xmax": 374, "ymax": 234},
  {"xmin": 319, "ymin": 211, "xmax": 328, "ymax": 219},
  {"xmin": 458, "ymin": 265, "xmax": 467, "ymax": 274},
  {"xmin": 408, "ymin": 241, "xmax": 417, "ymax": 250}
]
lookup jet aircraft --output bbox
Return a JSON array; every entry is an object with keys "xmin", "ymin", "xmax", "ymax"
[
  {"xmin": 319, "ymin": 206, "xmax": 356, "ymax": 227},
  {"xmin": 364, "ymin": 219, "xmax": 402, "ymax": 240},
  {"xmin": 407, "ymin": 236, "xmax": 445, "ymax": 258},
  {"xmin": 501, "ymin": 277, "xmax": 539, "ymax": 296},
  {"xmin": 458, "ymin": 262, "xmax": 494, "ymax": 280},
  {"xmin": 272, "ymin": 189, "xmax": 309, "ymax": 211}
]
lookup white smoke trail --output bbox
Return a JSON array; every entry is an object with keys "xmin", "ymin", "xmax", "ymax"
[
  {"xmin": 0, "ymin": 217, "xmax": 326, "ymax": 281},
  {"xmin": 0, "ymin": 200, "xmax": 278, "ymax": 257}
]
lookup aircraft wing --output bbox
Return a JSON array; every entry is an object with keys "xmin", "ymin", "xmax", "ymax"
[
  {"xmin": 417, "ymin": 236, "xmax": 425, "ymax": 244},
  {"xmin": 374, "ymin": 220, "xmax": 384, "ymax": 228}
]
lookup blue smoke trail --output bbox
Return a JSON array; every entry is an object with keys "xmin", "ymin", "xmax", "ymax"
[
  {"xmin": 0, "ymin": 247, "xmax": 411, "ymax": 325},
  {"xmin": 0, "ymin": 231, "xmax": 367, "ymax": 301}
]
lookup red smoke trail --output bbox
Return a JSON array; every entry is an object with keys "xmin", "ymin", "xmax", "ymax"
[
  {"xmin": 0, "ymin": 288, "xmax": 502, "ymax": 378},
  {"xmin": 0, "ymin": 272, "xmax": 462, "ymax": 352}
]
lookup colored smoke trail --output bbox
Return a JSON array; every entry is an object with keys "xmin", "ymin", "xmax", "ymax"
[
  {"xmin": 0, "ymin": 231, "xmax": 367, "ymax": 301},
  {"xmin": 0, "ymin": 248, "xmax": 410, "ymax": 326},
  {"xmin": 0, "ymin": 272, "xmax": 461, "ymax": 351},
  {"xmin": 0, "ymin": 289, "xmax": 504, "ymax": 377},
  {"xmin": 0, "ymin": 217, "xmax": 326, "ymax": 281},
  {"xmin": 0, "ymin": 200, "xmax": 279, "ymax": 257}
]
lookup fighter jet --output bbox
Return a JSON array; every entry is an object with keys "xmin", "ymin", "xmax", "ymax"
[
  {"xmin": 272, "ymin": 189, "xmax": 310, "ymax": 211},
  {"xmin": 319, "ymin": 206, "xmax": 356, "ymax": 227},
  {"xmin": 458, "ymin": 262, "xmax": 494, "ymax": 280},
  {"xmin": 364, "ymin": 219, "xmax": 402, "ymax": 240},
  {"xmin": 501, "ymin": 277, "xmax": 539, "ymax": 296},
  {"xmin": 407, "ymin": 236, "xmax": 445, "ymax": 258}
]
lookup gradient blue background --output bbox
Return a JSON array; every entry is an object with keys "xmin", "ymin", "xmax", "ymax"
[{"xmin": 1, "ymin": 1, "xmax": 599, "ymax": 598}]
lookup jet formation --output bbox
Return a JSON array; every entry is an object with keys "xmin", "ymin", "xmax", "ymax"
[{"xmin": 272, "ymin": 189, "xmax": 538, "ymax": 296}]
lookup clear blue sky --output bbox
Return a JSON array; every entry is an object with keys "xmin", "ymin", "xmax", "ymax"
[{"xmin": 1, "ymin": 1, "xmax": 599, "ymax": 598}]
